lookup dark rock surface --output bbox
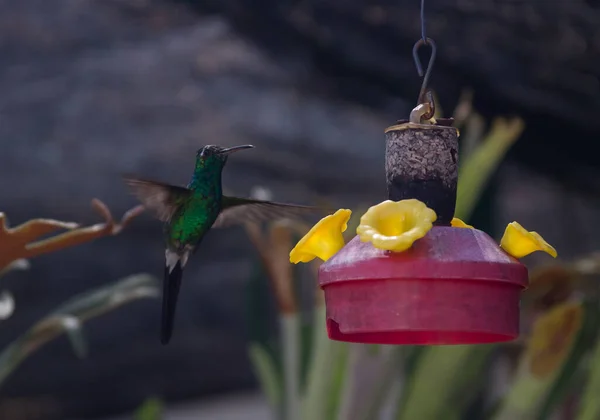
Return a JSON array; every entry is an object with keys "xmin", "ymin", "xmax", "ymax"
[
  {"xmin": 0, "ymin": 0, "xmax": 598, "ymax": 419},
  {"xmin": 182, "ymin": 0, "xmax": 600, "ymax": 195}
]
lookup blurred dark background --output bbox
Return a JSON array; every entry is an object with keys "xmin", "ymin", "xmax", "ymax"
[{"xmin": 0, "ymin": 0, "xmax": 598, "ymax": 418}]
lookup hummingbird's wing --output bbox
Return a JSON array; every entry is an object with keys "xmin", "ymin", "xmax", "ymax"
[
  {"xmin": 213, "ymin": 196, "xmax": 329, "ymax": 228},
  {"xmin": 123, "ymin": 177, "xmax": 191, "ymax": 222}
]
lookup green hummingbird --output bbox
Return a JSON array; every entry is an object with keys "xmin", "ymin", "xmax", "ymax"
[{"xmin": 124, "ymin": 144, "xmax": 322, "ymax": 345}]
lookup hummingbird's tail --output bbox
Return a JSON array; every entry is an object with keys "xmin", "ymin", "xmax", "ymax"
[{"xmin": 161, "ymin": 250, "xmax": 186, "ymax": 345}]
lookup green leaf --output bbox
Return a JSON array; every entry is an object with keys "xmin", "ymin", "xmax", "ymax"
[
  {"xmin": 403, "ymin": 345, "xmax": 426, "ymax": 380},
  {"xmin": 299, "ymin": 314, "xmax": 315, "ymax": 389},
  {"xmin": 134, "ymin": 397, "xmax": 164, "ymax": 420},
  {"xmin": 248, "ymin": 342, "xmax": 283, "ymax": 414},
  {"xmin": 60, "ymin": 316, "xmax": 88, "ymax": 359},
  {"xmin": 490, "ymin": 300, "xmax": 599, "ymax": 420},
  {"xmin": 577, "ymin": 324, "xmax": 600, "ymax": 420},
  {"xmin": 537, "ymin": 300, "xmax": 600, "ymax": 420},
  {"xmin": 326, "ymin": 342, "xmax": 350, "ymax": 420},
  {"xmin": 395, "ymin": 345, "xmax": 494, "ymax": 420},
  {"xmin": 280, "ymin": 314, "xmax": 302, "ymax": 420},
  {"xmin": 0, "ymin": 259, "xmax": 30, "ymax": 278},
  {"xmin": 245, "ymin": 259, "xmax": 277, "ymax": 348},
  {"xmin": 459, "ymin": 112, "xmax": 485, "ymax": 159},
  {"xmin": 366, "ymin": 344, "xmax": 381, "ymax": 356},
  {"xmin": 302, "ymin": 306, "xmax": 348, "ymax": 420},
  {"xmin": 353, "ymin": 346, "xmax": 404, "ymax": 420},
  {"xmin": 0, "ymin": 273, "xmax": 159, "ymax": 386},
  {"xmin": 455, "ymin": 117, "xmax": 524, "ymax": 221},
  {"xmin": 245, "ymin": 254, "xmax": 283, "ymax": 381}
]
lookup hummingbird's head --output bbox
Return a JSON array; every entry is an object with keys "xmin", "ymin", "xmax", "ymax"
[{"xmin": 196, "ymin": 144, "xmax": 254, "ymax": 166}]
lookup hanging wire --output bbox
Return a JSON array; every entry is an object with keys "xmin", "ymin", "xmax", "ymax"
[
  {"xmin": 412, "ymin": 0, "xmax": 436, "ymax": 120},
  {"xmin": 420, "ymin": 0, "xmax": 427, "ymax": 42}
]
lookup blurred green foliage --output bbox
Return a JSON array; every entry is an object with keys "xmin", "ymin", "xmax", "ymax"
[
  {"xmin": 134, "ymin": 398, "xmax": 164, "ymax": 420},
  {"xmin": 245, "ymin": 92, "xmax": 600, "ymax": 420},
  {"xmin": 0, "ymin": 202, "xmax": 159, "ymax": 418},
  {"xmin": 0, "ymin": 274, "xmax": 159, "ymax": 387}
]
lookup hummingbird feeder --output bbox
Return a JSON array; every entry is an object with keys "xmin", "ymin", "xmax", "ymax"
[{"xmin": 316, "ymin": 36, "xmax": 529, "ymax": 345}]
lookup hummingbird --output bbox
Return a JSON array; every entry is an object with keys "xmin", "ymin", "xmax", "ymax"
[{"xmin": 123, "ymin": 144, "xmax": 322, "ymax": 345}]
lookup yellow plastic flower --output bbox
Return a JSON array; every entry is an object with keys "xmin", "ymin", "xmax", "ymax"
[
  {"xmin": 451, "ymin": 217, "xmax": 474, "ymax": 229},
  {"xmin": 500, "ymin": 221, "xmax": 557, "ymax": 259},
  {"xmin": 356, "ymin": 199, "xmax": 437, "ymax": 252},
  {"xmin": 289, "ymin": 209, "xmax": 352, "ymax": 263}
]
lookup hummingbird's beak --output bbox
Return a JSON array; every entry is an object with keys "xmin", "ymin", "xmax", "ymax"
[{"xmin": 220, "ymin": 144, "xmax": 255, "ymax": 155}]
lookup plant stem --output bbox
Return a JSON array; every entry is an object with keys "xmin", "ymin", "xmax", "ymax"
[
  {"xmin": 302, "ymin": 305, "xmax": 344, "ymax": 420},
  {"xmin": 335, "ymin": 344, "xmax": 361, "ymax": 420},
  {"xmin": 326, "ymin": 341, "xmax": 350, "ymax": 420},
  {"xmin": 490, "ymin": 368, "xmax": 549, "ymax": 420},
  {"xmin": 281, "ymin": 313, "xmax": 302, "ymax": 420},
  {"xmin": 248, "ymin": 342, "xmax": 282, "ymax": 416},
  {"xmin": 576, "ymin": 337, "xmax": 600, "ymax": 420},
  {"xmin": 395, "ymin": 345, "xmax": 493, "ymax": 420},
  {"xmin": 357, "ymin": 346, "xmax": 404, "ymax": 420},
  {"xmin": 336, "ymin": 344, "xmax": 403, "ymax": 420}
]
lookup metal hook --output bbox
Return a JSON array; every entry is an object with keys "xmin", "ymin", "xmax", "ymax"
[{"xmin": 412, "ymin": 37, "xmax": 437, "ymax": 120}]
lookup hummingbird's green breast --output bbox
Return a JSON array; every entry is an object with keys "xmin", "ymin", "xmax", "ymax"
[
  {"xmin": 167, "ymin": 193, "xmax": 221, "ymax": 249},
  {"xmin": 165, "ymin": 150, "xmax": 227, "ymax": 250}
]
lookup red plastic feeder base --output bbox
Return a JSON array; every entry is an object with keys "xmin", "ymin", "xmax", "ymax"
[{"xmin": 318, "ymin": 226, "xmax": 529, "ymax": 345}]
